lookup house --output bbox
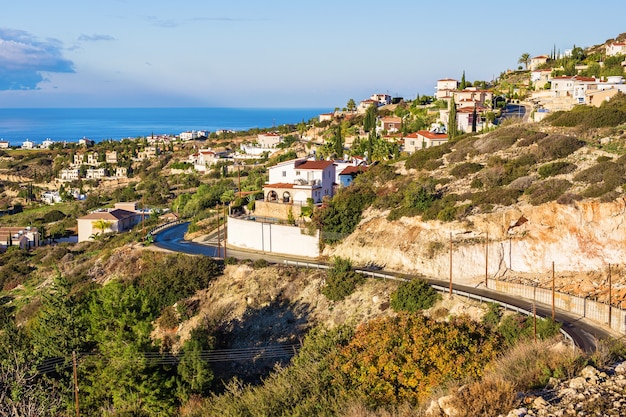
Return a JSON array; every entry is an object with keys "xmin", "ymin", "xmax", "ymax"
[
  {"xmin": 21, "ymin": 139, "xmax": 34, "ymax": 150},
  {"xmin": 338, "ymin": 165, "xmax": 368, "ymax": 188},
  {"xmin": 529, "ymin": 55, "xmax": 549, "ymax": 71},
  {"xmin": 606, "ymin": 42, "xmax": 626, "ymax": 57},
  {"xmin": 86, "ymin": 168, "xmax": 108, "ymax": 179},
  {"xmin": 0, "ymin": 140, "xmax": 9, "ymax": 149},
  {"xmin": 180, "ymin": 130, "xmax": 201, "ymax": 141},
  {"xmin": 189, "ymin": 149, "xmax": 221, "ymax": 172},
  {"xmin": 379, "ymin": 116, "xmax": 402, "ymax": 133},
  {"xmin": 41, "ymin": 190, "xmax": 62, "ymax": 205},
  {"xmin": 0, "ymin": 226, "xmax": 40, "ymax": 250},
  {"xmin": 257, "ymin": 133, "xmax": 283, "ymax": 147},
  {"xmin": 403, "ymin": 130, "xmax": 449, "ymax": 154},
  {"xmin": 86, "ymin": 152, "xmax": 99, "ymax": 166},
  {"xmin": 59, "ymin": 169, "xmax": 80, "ymax": 181},
  {"xmin": 135, "ymin": 147, "xmax": 158, "ymax": 161},
  {"xmin": 370, "ymin": 93, "xmax": 392, "ymax": 106},
  {"xmin": 105, "ymin": 151, "xmax": 118, "ymax": 164},
  {"xmin": 551, "ymin": 75, "xmax": 598, "ymax": 104},
  {"xmin": 319, "ymin": 113, "xmax": 334, "ymax": 122},
  {"xmin": 264, "ymin": 158, "xmax": 336, "ymax": 205},
  {"xmin": 115, "ymin": 167, "xmax": 129, "ymax": 178},
  {"xmin": 435, "ymin": 79, "xmax": 459, "ymax": 100},
  {"xmin": 531, "ymin": 69, "xmax": 553, "ymax": 89},
  {"xmin": 77, "ymin": 202, "xmax": 144, "ymax": 242},
  {"xmin": 73, "ymin": 153, "xmax": 85, "ymax": 166},
  {"xmin": 454, "ymin": 88, "xmax": 493, "ymax": 108},
  {"xmin": 78, "ymin": 137, "xmax": 94, "ymax": 147},
  {"xmin": 40, "ymin": 138, "xmax": 54, "ymax": 149},
  {"xmin": 357, "ymin": 99, "xmax": 378, "ymax": 114}
]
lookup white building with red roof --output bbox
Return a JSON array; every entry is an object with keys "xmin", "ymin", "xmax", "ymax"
[
  {"xmin": 77, "ymin": 202, "xmax": 144, "ymax": 242},
  {"xmin": 435, "ymin": 78, "xmax": 459, "ymax": 100},
  {"xmin": 264, "ymin": 158, "xmax": 336, "ymax": 204},
  {"xmin": 403, "ymin": 130, "xmax": 449, "ymax": 154}
]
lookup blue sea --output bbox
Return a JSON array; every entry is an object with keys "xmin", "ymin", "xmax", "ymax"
[{"xmin": 0, "ymin": 107, "xmax": 329, "ymax": 146}]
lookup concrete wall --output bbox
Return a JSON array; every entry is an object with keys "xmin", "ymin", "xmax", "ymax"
[
  {"xmin": 253, "ymin": 201, "xmax": 304, "ymax": 220},
  {"xmin": 488, "ymin": 279, "xmax": 626, "ymax": 335},
  {"xmin": 227, "ymin": 216, "xmax": 319, "ymax": 258}
]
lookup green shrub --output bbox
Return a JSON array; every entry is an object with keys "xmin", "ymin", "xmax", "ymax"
[
  {"xmin": 405, "ymin": 143, "xmax": 451, "ymax": 170},
  {"xmin": 537, "ymin": 161, "xmax": 577, "ymax": 178},
  {"xmin": 42, "ymin": 209, "xmax": 67, "ymax": 223},
  {"xmin": 450, "ymin": 162, "xmax": 484, "ymax": 178},
  {"xmin": 321, "ymin": 257, "xmax": 366, "ymax": 301},
  {"xmin": 252, "ymin": 258, "xmax": 269, "ymax": 269},
  {"xmin": 525, "ymin": 179, "xmax": 572, "ymax": 205},
  {"xmin": 536, "ymin": 135, "xmax": 585, "ymax": 160},
  {"xmin": 390, "ymin": 279, "xmax": 441, "ymax": 312}
]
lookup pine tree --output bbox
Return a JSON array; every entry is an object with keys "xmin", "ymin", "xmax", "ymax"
[{"xmin": 460, "ymin": 70, "xmax": 467, "ymax": 90}]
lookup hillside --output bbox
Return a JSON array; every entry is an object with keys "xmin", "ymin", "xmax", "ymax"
[{"xmin": 318, "ymin": 96, "xmax": 626, "ymax": 307}]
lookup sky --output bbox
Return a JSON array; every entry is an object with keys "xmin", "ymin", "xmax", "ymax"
[{"xmin": 1, "ymin": 0, "xmax": 625, "ymax": 109}]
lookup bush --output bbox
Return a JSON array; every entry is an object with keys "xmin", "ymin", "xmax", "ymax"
[
  {"xmin": 252, "ymin": 258, "xmax": 269, "ymax": 269},
  {"xmin": 450, "ymin": 162, "xmax": 483, "ymax": 178},
  {"xmin": 390, "ymin": 279, "xmax": 441, "ymax": 312},
  {"xmin": 42, "ymin": 209, "xmax": 67, "ymax": 223},
  {"xmin": 321, "ymin": 257, "xmax": 366, "ymax": 301},
  {"xmin": 536, "ymin": 135, "xmax": 585, "ymax": 160},
  {"xmin": 525, "ymin": 179, "xmax": 572, "ymax": 205},
  {"xmin": 537, "ymin": 161, "xmax": 577, "ymax": 178}
]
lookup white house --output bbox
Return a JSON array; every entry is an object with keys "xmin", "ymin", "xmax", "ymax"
[
  {"xmin": 606, "ymin": 42, "xmax": 626, "ymax": 57},
  {"xmin": 257, "ymin": 133, "xmax": 283, "ymax": 147},
  {"xmin": 0, "ymin": 140, "xmax": 9, "ymax": 149},
  {"xmin": 529, "ymin": 55, "xmax": 549, "ymax": 71},
  {"xmin": 435, "ymin": 79, "xmax": 459, "ymax": 100},
  {"xmin": 264, "ymin": 158, "xmax": 336, "ymax": 204},
  {"xmin": 370, "ymin": 93, "xmax": 392, "ymax": 106},
  {"xmin": 0, "ymin": 226, "xmax": 40, "ymax": 250},
  {"xmin": 189, "ymin": 149, "xmax": 221, "ymax": 172},
  {"xmin": 403, "ymin": 130, "xmax": 449, "ymax": 154},
  {"xmin": 41, "ymin": 191, "xmax": 62, "ymax": 205},
  {"xmin": 105, "ymin": 151, "xmax": 118, "ymax": 164},
  {"xmin": 86, "ymin": 168, "xmax": 107, "ymax": 179},
  {"xmin": 378, "ymin": 116, "xmax": 402, "ymax": 133},
  {"xmin": 357, "ymin": 99, "xmax": 378, "ymax": 114},
  {"xmin": 40, "ymin": 138, "xmax": 54, "ymax": 149},
  {"xmin": 59, "ymin": 169, "xmax": 80, "ymax": 181},
  {"xmin": 21, "ymin": 139, "xmax": 34, "ymax": 150}
]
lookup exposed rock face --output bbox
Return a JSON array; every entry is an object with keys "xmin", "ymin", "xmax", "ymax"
[{"xmin": 324, "ymin": 199, "xmax": 626, "ymax": 304}]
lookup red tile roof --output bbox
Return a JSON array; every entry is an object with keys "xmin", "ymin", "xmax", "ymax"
[
  {"xmin": 79, "ymin": 209, "xmax": 138, "ymax": 221},
  {"xmin": 296, "ymin": 160, "xmax": 334, "ymax": 170},
  {"xmin": 417, "ymin": 130, "xmax": 448, "ymax": 140},
  {"xmin": 340, "ymin": 166, "xmax": 368, "ymax": 175}
]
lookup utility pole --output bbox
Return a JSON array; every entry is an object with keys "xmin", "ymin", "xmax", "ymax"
[
  {"xmin": 552, "ymin": 261, "xmax": 555, "ymax": 320},
  {"xmin": 485, "ymin": 230, "xmax": 489, "ymax": 287},
  {"xmin": 449, "ymin": 232, "xmax": 453, "ymax": 296},
  {"xmin": 609, "ymin": 264, "xmax": 613, "ymax": 327},
  {"xmin": 73, "ymin": 351, "xmax": 80, "ymax": 417},
  {"xmin": 216, "ymin": 205, "xmax": 221, "ymax": 258},
  {"xmin": 223, "ymin": 203, "xmax": 227, "ymax": 259}
]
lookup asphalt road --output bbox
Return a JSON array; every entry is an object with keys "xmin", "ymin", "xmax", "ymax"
[{"xmin": 153, "ymin": 222, "xmax": 616, "ymax": 353}]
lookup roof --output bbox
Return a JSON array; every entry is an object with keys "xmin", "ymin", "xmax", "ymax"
[
  {"xmin": 381, "ymin": 116, "xmax": 402, "ymax": 123},
  {"xmin": 438, "ymin": 78, "xmax": 458, "ymax": 82},
  {"xmin": 296, "ymin": 160, "xmax": 335, "ymax": 170},
  {"xmin": 79, "ymin": 209, "xmax": 138, "ymax": 221},
  {"xmin": 264, "ymin": 183, "xmax": 295, "ymax": 189},
  {"xmin": 417, "ymin": 130, "xmax": 449, "ymax": 140},
  {"xmin": 340, "ymin": 166, "xmax": 368, "ymax": 176}
]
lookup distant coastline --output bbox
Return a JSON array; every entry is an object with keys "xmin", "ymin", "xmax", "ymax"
[{"xmin": 0, "ymin": 107, "xmax": 328, "ymax": 146}]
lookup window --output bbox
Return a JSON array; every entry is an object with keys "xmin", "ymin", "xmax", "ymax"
[
  {"xmin": 295, "ymin": 170, "xmax": 300, "ymax": 176},
  {"xmin": 282, "ymin": 171, "xmax": 286, "ymax": 177}
]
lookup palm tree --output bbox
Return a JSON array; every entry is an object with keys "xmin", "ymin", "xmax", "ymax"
[
  {"xmin": 518, "ymin": 53, "xmax": 531, "ymax": 70},
  {"xmin": 92, "ymin": 219, "xmax": 112, "ymax": 238}
]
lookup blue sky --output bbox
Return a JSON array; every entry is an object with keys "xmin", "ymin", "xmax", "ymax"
[{"xmin": 1, "ymin": 0, "xmax": 624, "ymax": 108}]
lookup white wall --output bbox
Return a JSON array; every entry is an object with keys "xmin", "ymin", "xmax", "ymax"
[{"xmin": 227, "ymin": 216, "xmax": 319, "ymax": 258}]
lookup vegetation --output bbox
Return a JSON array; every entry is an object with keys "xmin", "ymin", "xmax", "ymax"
[
  {"xmin": 321, "ymin": 257, "xmax": 366, "ymax": 301},
  {"xmin": 390, "ymin": 278, "xmax": 441, "ymax": 312}
]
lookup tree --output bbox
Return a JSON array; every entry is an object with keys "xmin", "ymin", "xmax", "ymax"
[
  {"xmin": 363, "ymin": 104, "xmax": 377, "ymax": 132},
  {"xmin": 448, "ymin": 95, "xmax": 458, "ymax": 139},
  {"xmin": 333, "ymin": 124, "xmax": 344, "ymax": 158},
  {"xmin": 346, "ymin": 98, "xmax": 356, "ymax": 112},
  {"xmin": 91, "ymin": 219, "xmax": 112, "ymax": 237},
  {"xmin": 460, "ymin": 70, "xmax": 467, "ymax": 90},
  {"xmin": 518, "ymin": 52, "xmax": 530, "ymax": 70}
]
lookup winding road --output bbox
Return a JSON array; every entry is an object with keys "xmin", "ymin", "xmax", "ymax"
[{"xmin": 154, "ymin": 222, "xmax": 616, "ymax": 353}]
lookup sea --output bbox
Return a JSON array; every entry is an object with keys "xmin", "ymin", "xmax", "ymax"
[{"xmin": 0, "ymin": 107, "xmax": 329, "ymax": 146}]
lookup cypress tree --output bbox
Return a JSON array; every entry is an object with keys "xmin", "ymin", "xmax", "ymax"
[{"xmin": 448, "ymin": 95, "xmax": 458, "ymax": 139}]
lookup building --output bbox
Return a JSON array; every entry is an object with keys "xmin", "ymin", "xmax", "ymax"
[
  {"xmin": 257, "ymin": 133, "xmax": 283, "ymax": 147},
  {"xmin": 0, "ymin": 140, "xmax": 9, "ymax": 149},
  {"xmin": 41, "ymin": 191, "xmax": 62, "ymax": 205},
  {"xmin": 86, "ymin": 152, "xmax": 99, "ymax": 166},
  {"xmin": 40, "ymin": 138, "xmax": 54, "ymax": 149},
  {"xmin": 59, "ymin": 168, "xmax": 80, "ymax": 181},
  {"xmin": 78, "ymin": 137, "xmax": 94, "ymax": 147},
  {"xmin": 115, "ymin": 167, "xmax": 129, "ymax": 178},
  {"xmin": 86, "ymin": 168, "xmax": 108, "ymax": 179},
  {"xmin": 76, "ymin": 202, "xmax": 144, "ymax": 242},
  {"xmin": 529, "ymin": 55, "xmax": 549, "ymax": 71},
  {"xmin": 606, "ymin": 42, "xmax": 626, "ymax": 57},
  {"xmin": 319, "ymin": 113, "xmax": 334, "ymax": 122},
  {"xmin": 105, "ymin": 151, "xmax": 118, "ymax": 164},
  {"xmin": 264, "ymin": 158, "xmax": 336, "ymax": 205},
  {"xmin": 379, "ymin": 116, "xmax": 402, "ymax": 133},
  {"xmin": 357, "ymin": 99, "xmax": 378, "ymax": 114},
  {"xmin": 403, "ymin": 130, "xmax": 449, "ymax": 154},
  {"xmin": 0, "ymin": 226, "xmax": 40, "ymax": 250},
  {"xmin": 370, "ymin": 93, "xmax": 392, "ymax": 106},
  {"xmin": 338, "ymin": 165, "xmax": 367, "ymax": 188},
  {"xmin": 189, "ymin": 149, "xmax": 221, "ymax": 172},
  {"xmin": 435, "ymin": 79, "xmax": 459, "ymax": 100},
  {"xmin": 21, "ymin": 139, "xmax": 34, "ymax": 150}
]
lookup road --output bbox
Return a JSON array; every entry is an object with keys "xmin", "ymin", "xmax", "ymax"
[{"xmin": 153, "ymin": 222, "xmax": 614, "ymax": 353}]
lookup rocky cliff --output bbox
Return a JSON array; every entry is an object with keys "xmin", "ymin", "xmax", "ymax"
[{"xmin": 324, "ymin": 198, "xmax": 626, "ymax": 305}]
